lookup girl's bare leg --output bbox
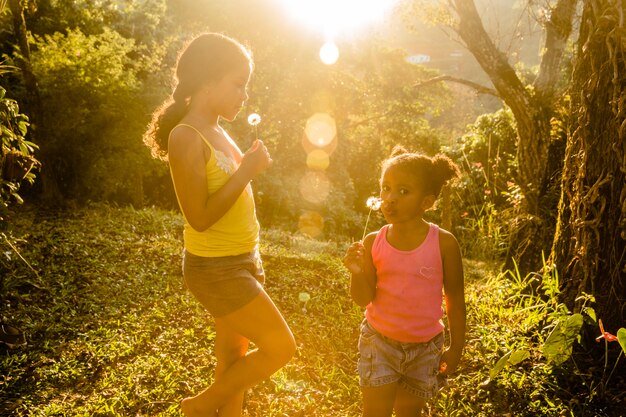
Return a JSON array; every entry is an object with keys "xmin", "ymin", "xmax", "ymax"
[
  {"xmin": 362, "ymin": 384, "xmax": 397, "ymax": 417},
  {"xmin": 213, "ymin": 319, "xmax": 249, "ymax": 416},
  {"xmin": 393, "ymin": 384, "xmax": 427, "ymax": 417},
  {"xmin": 182, "ymin": 289, "xmax": 295, "ymax": 417}
]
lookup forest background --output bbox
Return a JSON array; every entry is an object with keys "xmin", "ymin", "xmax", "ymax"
[{"xmin": 0, "ymin": 0, "xmax": 625, "ymax": 416}]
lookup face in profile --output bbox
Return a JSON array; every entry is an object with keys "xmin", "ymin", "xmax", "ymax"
[{"xmin": 205, "ymin": 64, "xmax": 252, "ymax": 121}]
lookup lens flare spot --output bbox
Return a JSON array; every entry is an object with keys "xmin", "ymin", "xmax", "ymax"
[
  {"xmin": 299, "ymin": 171, "xmax": 330, "ymax": 204},
  {"xmin": 305, "ymin": 113, "xmax": 336, "ymax": 147},
  {"xmin": 298, "ymin": 210, "xmax": 325, "ymax": 238},
  {"xmin": 320, "ymin": 41, "xmax": 339, "ymax": 65},
  {"xmin": 302, "ymin": 134, "xmax": 338, "ymax": 157},
  {"xmin": 306, "ymin": 149, "xmax": 330, "ymax": 170}
]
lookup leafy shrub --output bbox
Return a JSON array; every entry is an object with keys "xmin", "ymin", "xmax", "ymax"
[
  {"xmin": 0, "ymin": 85, "xmax": 39, "ymax": 225},
  {"xmin": 446, "ymin": 108, "xmax": 519, "ymax": 258},
  {"xmin": 29, "ymin": 27, "xmax": 166, "ymax": 204}
]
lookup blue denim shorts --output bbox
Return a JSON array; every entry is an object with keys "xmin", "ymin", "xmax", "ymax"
[
  {"xmin": 357, "ymin": 319, "xmax": 445, "ymax": 398},
  {"xmin": 182, "ymin": 249, "xmax": 265, "ymax": 318}
]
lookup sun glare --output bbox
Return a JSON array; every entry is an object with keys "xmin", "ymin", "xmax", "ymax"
[
  {"xmin": 319, "ymin": 41, "xmax": 339, "ymax": 65},
  {"xmin": 278, "ymin": 0, "xmax": 396, "ymax": 37}
]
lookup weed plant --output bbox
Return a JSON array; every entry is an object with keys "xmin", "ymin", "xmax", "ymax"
[{"xmin": 0, "ymin": 204, "xmax": 624, "ymax": 416}]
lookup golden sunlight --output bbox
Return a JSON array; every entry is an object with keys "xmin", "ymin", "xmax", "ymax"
[
  {"xmin": 277, "ymin": 0, "xmax": 397, "ymax": 37},
  {"xmin": 319, "ymin": 41, "xmax": 339, "ymax": 65}
]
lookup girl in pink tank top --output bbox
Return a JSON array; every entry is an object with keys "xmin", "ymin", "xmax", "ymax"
[{"xmin": 344, "ymin": 146, "xmax": 466, "ymax": 417}]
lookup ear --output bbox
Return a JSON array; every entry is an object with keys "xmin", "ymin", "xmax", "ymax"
[{"xmin": 421, "ymin": 194, "xmax": 437, "ymax": 211}]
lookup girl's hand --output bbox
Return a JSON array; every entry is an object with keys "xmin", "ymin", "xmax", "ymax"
[
  {"xmin": 240, "ymin": 140, "xmax": 272, "ymax": 178},
  {"xmin": 343, "ymin": 242, "xmax": 366, "ymax": 274},
  {"xmin": 439, "ymin": 347, "xmax": 462, "ymax": 376}
]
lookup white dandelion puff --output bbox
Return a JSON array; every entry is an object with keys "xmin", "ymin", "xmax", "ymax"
[
  {"xmin": 366, "ymin": 197, "xmax": 382, "ymax": 211},
  {"xmin": 248, "ymin": 113, "xmax": 261, "ymax": 140},
  {"xmin": 247, "ymin": 113, "xmax": 261, "ymax": 126},
  {"xmin": 362, "ymin": 196, "xmax": 382, "ymax": 241}
]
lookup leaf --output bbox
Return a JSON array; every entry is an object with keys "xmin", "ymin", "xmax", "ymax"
[
  {"xmin": 543, "ymin": 313, "xmax": 583, "ymax": 365},
  {"xmin": 508, "ymin": 349, "xmax": 530, "ymax": 366},
  {"xmin": 618, "ymin": 328, "xmax": 626, "ymax": 355},
  {"xmin": 298, "ymin": 292, "xmax": 311, "ymax": 302},
  {"xmin": 490, "ymin": 351, "xmax": 511, "ymax": 379},
  {"xmin": 489, "ymin": 348, "xmax": 530, "ymax": 379},
  {"xmin": 583, "ymin": 306, "xmax": 596, "ymax": 322}
]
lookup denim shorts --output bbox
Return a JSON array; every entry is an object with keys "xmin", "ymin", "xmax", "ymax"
[
  {"xmin": 357, "ymin": 319, "xmax": 445, "ymax": 398},
  {"xmin": 182, "ymin": 249, "xmax": 265, "ymax": 318}
]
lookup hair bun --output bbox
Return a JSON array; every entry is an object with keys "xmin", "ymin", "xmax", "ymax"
[{"xmin": 432, "ymin": 154, "xmax": 460, "ymax": 183}]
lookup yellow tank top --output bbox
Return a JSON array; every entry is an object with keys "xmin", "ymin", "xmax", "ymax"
[{"xmin": 170, "ymin": 124, "xmax": 260, "ymax": 257}]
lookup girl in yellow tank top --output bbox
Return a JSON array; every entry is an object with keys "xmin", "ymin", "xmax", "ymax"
[
  {"xmin": 143, "ymin": 33, "xmax": 295, "ymax": 417},
  {"xmin": 170, "ymin": 123, "xmax": 260, "ymax": 258}
]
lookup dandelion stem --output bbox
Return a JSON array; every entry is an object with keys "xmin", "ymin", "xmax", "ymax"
[{"xmin": 361, "ymin": 209, "xmax": 373, "ymax": 241}]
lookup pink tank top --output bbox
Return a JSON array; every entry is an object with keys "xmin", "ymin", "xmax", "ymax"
[{"xmin": 365, "ymin": 224, "xmax": 444, "ymax": 343}]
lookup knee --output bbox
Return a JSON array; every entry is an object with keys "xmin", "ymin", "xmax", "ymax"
[
  {"xmin": 265, "ymin": 330, "xmax": 296, "ymax": 368},
  {"xmin": 216, "ymin": 342, "xmax": 248, "ymax": 368}
]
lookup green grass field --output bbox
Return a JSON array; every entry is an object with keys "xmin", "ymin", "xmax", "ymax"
[{"xmin": 1, "ymin": 204, "xmax": 623, "ymax": 416}]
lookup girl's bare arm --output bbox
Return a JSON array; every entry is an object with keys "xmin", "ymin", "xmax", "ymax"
[
  {"xmin": 440, "ymin": 230, "xmax": 466, "ymax": 374},
  {"xmin": 344, "ymin": 233, "xmax": 377, "ymax": 307},
  {"xmin": 168, "ymin": 128, "xmax": 270, "ymax": 232}
]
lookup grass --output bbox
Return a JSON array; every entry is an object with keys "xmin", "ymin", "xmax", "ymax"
[{"xmin": 0, "ymin": 203, "xmax": 624, "ymax": 416}]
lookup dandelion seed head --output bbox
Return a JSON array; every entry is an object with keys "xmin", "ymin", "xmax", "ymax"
[
  {"xmin": 248, "ymin": 113, "xmax": 261, "ymax": 126},
  {"xmin": 366, "ymin": 197, "xmax": 382, "ymax": 210}
]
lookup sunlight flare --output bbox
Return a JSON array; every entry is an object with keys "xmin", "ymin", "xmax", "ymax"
[
  {"xmin": 304, "ymin": 113, "xmax": 336, "ymax": 147},
  {"xmin": 278, "ymin": 0, "xmax": 397, "ymax": 36},
  {"xmin": 306, "ymin": 149, "xmax": 331, "ymax": 171},
  {"xmin": 298, "ymin": 210, "xmax": 325, "ymax": 238},
  {"xmin": 299, "ymin": 171, "xmax": 330, "ymax": 204},
  {"xmin": 319, "ymin": 41, "xmax": 339, "ymax": 65}
]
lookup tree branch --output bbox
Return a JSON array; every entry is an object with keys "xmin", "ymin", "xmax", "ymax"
[
  {"xmin": 413, "ymin": 75, "xmax": 499, "ymax": 97},
  {"xmin": 453, "ymin": 0, "xmax": 531, "ymax": 125}
]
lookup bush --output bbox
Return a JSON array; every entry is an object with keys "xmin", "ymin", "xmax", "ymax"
[
  {"xmin": 29, "ymin": 28, "xmax": 166, "ymax": 204},
  {"xmin": 0, "ymin": 85, "xmax": 39, "ymax": 225},
  {"xmin": 446, "ymin": 108, "xmax": 519, "ymax": 258}
]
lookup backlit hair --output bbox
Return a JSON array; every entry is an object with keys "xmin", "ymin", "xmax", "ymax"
[
  {"xmin": 143, "ymin": 33, "xmax": 253, "ymax": 161},
  {"xmin": 381, "ymin": 145, "xmax": 460, "ymax": 197}
]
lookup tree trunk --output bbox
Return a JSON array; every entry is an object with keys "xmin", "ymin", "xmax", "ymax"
[
  {"xmin": 551, "ymin": 0, "xmax": 626, "ymax": 329},
  {"xmin": 8, "ymin": 0, "xmax": 62, "ymax": 204},
  {"xmin": 452, "ymin": 0, "xmax": 577, "ymax": 274}
]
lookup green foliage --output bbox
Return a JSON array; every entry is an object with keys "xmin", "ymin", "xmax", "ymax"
[
  {"xmin": 440, "ymin": 256, "xmax": 623, "ymax": 417},
  {"xmin": 29, "ymin": 27, "xmax": 167, "ymax": 204},
  {"xmin": 489, "ymin": 348, "xmax": 530, "ymax": 379},
  {"xmin": 446, "ymin": 108, "xmax": 518, "ymax": 258},
  {"xmin": 618, "ymin": 329, "xmax": 626, "ymax": 355},
  {"xmin": 4, "ymin": 0, "xmax": 460, "ymax": 238},
  {"xmin": 2, "ymin": 0, "xmax": 458, "ymax": 236},
  {"xmin": 542, "ymin": 313, "xmax": 583, "ymax": 366},
  {"xmin": 485, "ymin": 257, "xmax": 583, "ymax": 377},
  {"xmin": 0, "ymin": 86, "xmax": 39, "ymax": 223}
]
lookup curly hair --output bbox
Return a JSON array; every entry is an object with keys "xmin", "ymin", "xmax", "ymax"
[{"xmin": 381, "ymin": 145, "xmax": 460, "ymax": 197}]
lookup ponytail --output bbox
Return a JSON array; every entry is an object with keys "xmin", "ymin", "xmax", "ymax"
[{"xmin": 143, "ymin": 97, "xmax": 188, "ymax": 161}]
